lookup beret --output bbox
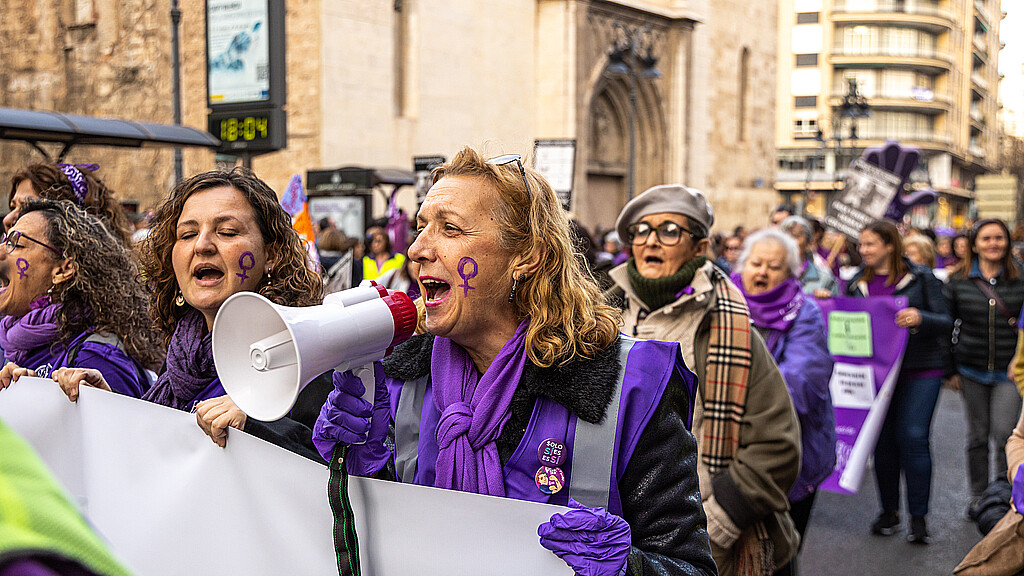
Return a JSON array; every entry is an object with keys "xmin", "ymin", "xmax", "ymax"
[{"xmin": 615, "ymin": 184, "xmax": 714, "ymax": 244}]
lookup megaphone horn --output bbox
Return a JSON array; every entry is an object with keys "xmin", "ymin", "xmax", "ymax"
[{"xmin": 212, "ymin": 283, "xmax": 417, "ymax": 421}]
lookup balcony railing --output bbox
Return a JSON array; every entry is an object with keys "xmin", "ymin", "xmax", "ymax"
[
  {"xmin": 975, "ymin": 1, "xmax": 991, "ymax": 27},
  {"xmin": 833, "ymin": 46, "xmax": 950, "ymax": 61},
  {"xmin": 854, "ymin": 129, "xmax": 952, "ymax": 144},
  {"xmin": 971, "ymin": 72, "xmax": 988, "ymax": 90},
  {"xmin": 830, "ymin": 88, "xmax": 950, "ymax": 104},
  {"xmin": 969, "ymin": 144, "xmax": 986, "ymax": 157},
  {"xmin": 832, "ymin": 1, "xmax": 947, "ymax": 18}
]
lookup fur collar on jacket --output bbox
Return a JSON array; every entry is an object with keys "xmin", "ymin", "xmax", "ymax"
[{"xmin": 382, "ymin": 332, "xmax": 621, "ymax": 424}]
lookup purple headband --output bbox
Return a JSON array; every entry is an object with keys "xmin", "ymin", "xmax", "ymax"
[{"xmin": 56, "ymin": 163, "xmax": 98, "ymax": 206}]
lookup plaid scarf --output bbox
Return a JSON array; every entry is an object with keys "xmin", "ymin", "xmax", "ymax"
[{"xmin": 702, "ymin": 268, "xmax": 776, "ymax": 576}]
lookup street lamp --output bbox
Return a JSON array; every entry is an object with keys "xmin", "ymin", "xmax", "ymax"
[
  {"xmin": 831, "ymin": 78, "xmax": 871, "ymax": 176},
  {"xmin": 801, "ymin": 78, "xmax": 871, "ymax": 214},
  {"xmin": 604, "ymin": 24, "xmax": 662, "ymax": 199}
]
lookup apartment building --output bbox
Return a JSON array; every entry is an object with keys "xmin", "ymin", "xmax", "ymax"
[{"xmin": 775, "ymin": 0, "xmax": 1002, "ymax": 229}]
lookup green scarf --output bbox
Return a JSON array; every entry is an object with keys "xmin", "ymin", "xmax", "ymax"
[{"xmin": 626, "ymin": 256, "xmax": 708, "ymax": 311}]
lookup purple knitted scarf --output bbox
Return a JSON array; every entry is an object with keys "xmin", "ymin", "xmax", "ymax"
[
  {"xmin": 0, "ymin": 296, "xmax": 61, "ymax": 366},
  {"xmin": 732, "ymin": 273, "xmax": 804, "ymax": 332},
  {"xmin": 143, "ymin": 309, "xmax": 217, "ymax": 411},
  {"xmin": 432, "ymin": 318, "xmax": 531, "ymax": 496}
]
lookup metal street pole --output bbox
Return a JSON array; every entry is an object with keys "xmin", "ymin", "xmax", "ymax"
[{"xmin": 171, "ymin": 0, "xmax": 183, "ymax": 183}]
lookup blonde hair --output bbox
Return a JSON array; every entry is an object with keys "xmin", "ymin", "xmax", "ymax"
[
  {"xmin": 429, "ymin": 147, "xmax": 619, "ymax": 367},
  {"xmin": 903, "ymin": 235, "xmax": 936, "ymax": 268}
]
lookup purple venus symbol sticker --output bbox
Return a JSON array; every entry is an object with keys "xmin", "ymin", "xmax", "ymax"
[
  {"xmin": 236, "ymin": 252, "xmax": 256, "ymax": 284},
  {"xmin": 15, "ymin": 258, "xmax": 28, "ymax": 279},
  {"xmin": 457, "ymin": 257, "xmax": 478, "ymax": 296}
]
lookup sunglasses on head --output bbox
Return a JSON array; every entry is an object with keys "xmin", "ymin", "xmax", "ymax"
[{"xmin": 487, "ymin": 154, "xmax": 533, "ymax": 199}]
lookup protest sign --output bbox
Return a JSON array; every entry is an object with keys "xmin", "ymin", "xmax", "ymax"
[
  {"xmin": 0, "ymin": 380, "xmax": 571, "ymax": 576},
  {"xmin": 825, "ymin": 159, "xmax": 902, "ymax": 240},
  {"xmin": 817, "ymin": 296, "xmax": 908, "ymax": 494}
]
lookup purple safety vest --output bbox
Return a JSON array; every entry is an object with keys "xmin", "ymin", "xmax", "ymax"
[{"xmin": 385, "ymin": 336, "xmax": 695, "ymax": 516}]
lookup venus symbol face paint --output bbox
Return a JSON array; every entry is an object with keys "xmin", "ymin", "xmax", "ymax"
[
  {"xmin": 15, "ymin": 258, "xmax": 28, "ymax": 279},
  {"xmin": 457, "ymin": 257, "xmax": 478, "ymax": 296},
  {"xmin": 236, "ymin": 251, "xmax": 255, "ymax": 284}
]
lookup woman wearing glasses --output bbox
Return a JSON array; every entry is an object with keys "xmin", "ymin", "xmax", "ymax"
[
  {"xmin": 0, "ymin": 199, "xmax": 162, "ymax": 397},
  {"xmin": 313, "ymin": 148, "xmax": 716, "ymax": 575},
  {"xmin": 606, "ymin": 185, "xmax": 800, "ymax": 576},
  {"xmin": 7, "ymin": 162, "xmax": 133, "ymax": 245}
]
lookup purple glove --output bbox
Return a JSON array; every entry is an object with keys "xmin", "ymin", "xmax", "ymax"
[
  {"xmin": 538, "ymin": 498, "xmax": 631, "ymax": 576},
  {"xmin": 1014, "ymin": 463, "xmax": 1024, "ymax": 513},
  {"xmin": 312, "ymin": 364, "xmax": 391, "ymax": 475}
]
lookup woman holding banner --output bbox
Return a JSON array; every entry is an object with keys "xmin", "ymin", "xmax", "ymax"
[
  {"xmin": 733, "ymin": 229, "xmax": 835, "ymax": 572},
  {"xmin": 844, "ymin": 219, "xmax": 952, "ymax": 545},
  {"xmin": 942, "ymin": 218, "xmax": 1024, "ymax": 520},
  {"xmin": 51, "ymin": 170, "xmax": 328, "ymax": 457},
  {"xmin": 312, "ymin": 148, "xmax": 717, "ymax": 576},
  {"xmin": 0, "ymin": 199, "xmax": 162, "ymax": 397}
]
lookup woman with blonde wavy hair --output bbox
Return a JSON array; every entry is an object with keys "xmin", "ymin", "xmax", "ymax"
[{"xmin": 312, "ymin": 147, "xmax": 715, "ymax": 575}]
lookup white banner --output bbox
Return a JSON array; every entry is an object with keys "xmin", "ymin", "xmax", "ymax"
[{"xmin": 0, "ymin": 379, "xmax": 570, "ymax": 576}]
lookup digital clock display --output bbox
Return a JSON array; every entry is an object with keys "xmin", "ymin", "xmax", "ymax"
[
  {"xmin": 218, "ymin": 116, "xmax": 269, "ymax": 142},
  {"xmin": 207, "ymin": 108, "xmax": 285, "ymax": 153}
]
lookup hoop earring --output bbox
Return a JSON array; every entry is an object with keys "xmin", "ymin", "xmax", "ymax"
[
  {"xmin": 508, "ymin": 274, "xmax": 526, "ymax": 303},
  {"xmin": 175, "ymin": 291, "xmax": 185, "ymax": 307}
]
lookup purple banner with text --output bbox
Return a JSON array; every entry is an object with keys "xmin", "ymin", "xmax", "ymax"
[{"xmin": 817, "ymin": 296, "xmax": 908, "ymax": 495}]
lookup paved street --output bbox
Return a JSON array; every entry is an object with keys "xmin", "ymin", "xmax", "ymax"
[{"xmin": 801, "ymin": 388, "xmax": 985, "ymax": 575}]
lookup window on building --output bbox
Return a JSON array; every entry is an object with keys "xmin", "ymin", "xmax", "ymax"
[
  {"xmin": 796, "ymin": 12, "xmax": 820, "ymax": 24},
  {"xmin": 795, "ymin": 54, "xmax": 818, "ymax": 66},
  {"xmin": 793, "ymin": 118, "xmax": 818, "ymax": 138},
  {"xmin": 795, "ymin": 96, "xmax": 818, "ymax": 108}
]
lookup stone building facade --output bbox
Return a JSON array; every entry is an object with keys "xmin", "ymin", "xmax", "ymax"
[{"xmin": 1, "ymin": 0, "xmax": 779, "ymax": 234}]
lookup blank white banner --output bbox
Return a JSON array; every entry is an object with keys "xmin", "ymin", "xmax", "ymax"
[{"xmin": 0, "ymin": 378, "xmax": 570, "ymax": 576}]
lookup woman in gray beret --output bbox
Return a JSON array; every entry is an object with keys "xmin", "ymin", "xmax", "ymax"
[{"xmin": 607, "ymin": 184, "xmax": 802, "ymax": 576}]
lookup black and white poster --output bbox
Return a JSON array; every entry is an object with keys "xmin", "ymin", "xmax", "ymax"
[{"xmin": 825, "ymin": 159, "xmax": 902, "ymax": 240}]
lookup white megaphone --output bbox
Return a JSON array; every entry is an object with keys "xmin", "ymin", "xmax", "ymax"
[{"xmin": 211, "ymin": 282, "xmax": 418, "ymax": 421}]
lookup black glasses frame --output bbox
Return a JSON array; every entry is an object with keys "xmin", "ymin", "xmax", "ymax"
[
  {"xmin": 487, "ymin": 154, "xmax": 533, "ymax": 199},
  {"xmin": 1, "ymin": 230, "xmax": 63, "ymax": 257},
  {"xmin": 626, "ymin": 221, "xmax": 698, "ymax": 247}
]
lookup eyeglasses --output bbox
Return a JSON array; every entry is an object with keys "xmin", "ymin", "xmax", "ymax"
[
  {"xmin": 487, "ymin": 154, "xmax": 533, "ymax": 198},
  {"xmin": 1, "ymin": 230, "xmax": 63, "ymax": 257},
  {"xmin": 626, "ymin": 222, "xmax": 697, "ymax": 246}
]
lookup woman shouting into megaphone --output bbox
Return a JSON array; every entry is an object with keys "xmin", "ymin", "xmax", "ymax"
[{"xmin": 312, "ymin": 148, "xmax": 716, "ymax": 576}]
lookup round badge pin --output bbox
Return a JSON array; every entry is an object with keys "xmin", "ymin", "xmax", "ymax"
[
  {"xmin": 537, "ymin": 438, "xmax": 567, "ymax": 467},
  {"xmin": 535, "ymin": 466, "xmax": 565, "ymax": 496}
]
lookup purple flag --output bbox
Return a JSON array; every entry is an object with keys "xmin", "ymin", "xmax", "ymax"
[
  {"xmin": 280, "ymin": 174, "xmax": 305, "ymax": 217},
  {"xmin": 816, "ymin": 296, "xmax": 909, "ymax": 494}
]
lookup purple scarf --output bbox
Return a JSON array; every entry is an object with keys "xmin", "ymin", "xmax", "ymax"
[
  {"xmin": 0, "ymin": 296, "xmax": 61, "ymax": 366},
  {"xmin": 432, "ymin": 318, "xmax": 531, "ymax": 497},
  {"xmin": 732, "ymin": 273, "xmax": 804, "ymax": 332},
  {"xmin": 143, "ymin": 309, "xmax": 217, "ymax": 411}
]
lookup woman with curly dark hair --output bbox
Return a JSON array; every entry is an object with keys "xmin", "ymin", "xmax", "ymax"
[
  {"xmin": 46, "ymin": 169, "xmax": 326, "ymax": 453},
  {"xmin": 0, "ymin": 199, "xmax": 161, "ymax": 398},
  {"xmin": 7, "ymin": 162, "xmax": 133, "ymax": 245}
]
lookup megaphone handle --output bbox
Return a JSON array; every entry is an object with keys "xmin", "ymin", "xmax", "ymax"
[
  {"xmin": 352, "ymin": 364, "xmax": 376, "ymax": 406},
  {"xmin": 349, "ymin": 364, "xmax": 376, "ymax": 446}
]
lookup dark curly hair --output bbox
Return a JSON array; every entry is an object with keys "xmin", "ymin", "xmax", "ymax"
[
  {"xmin": 9, "ymin": 162, "xmax": 133, "ymax": 245},
  {"xmin": 139, "ymin": 168, "xmax": 324, "ymax": 343},
  {"xmin": 18, "ymin": 199, "xmax": 164, "ymax": 370}
]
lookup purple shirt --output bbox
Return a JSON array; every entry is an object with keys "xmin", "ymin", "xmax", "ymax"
[{"xmin": 863, "ymin": 274, "xmax": 898, "ymax": 298}]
